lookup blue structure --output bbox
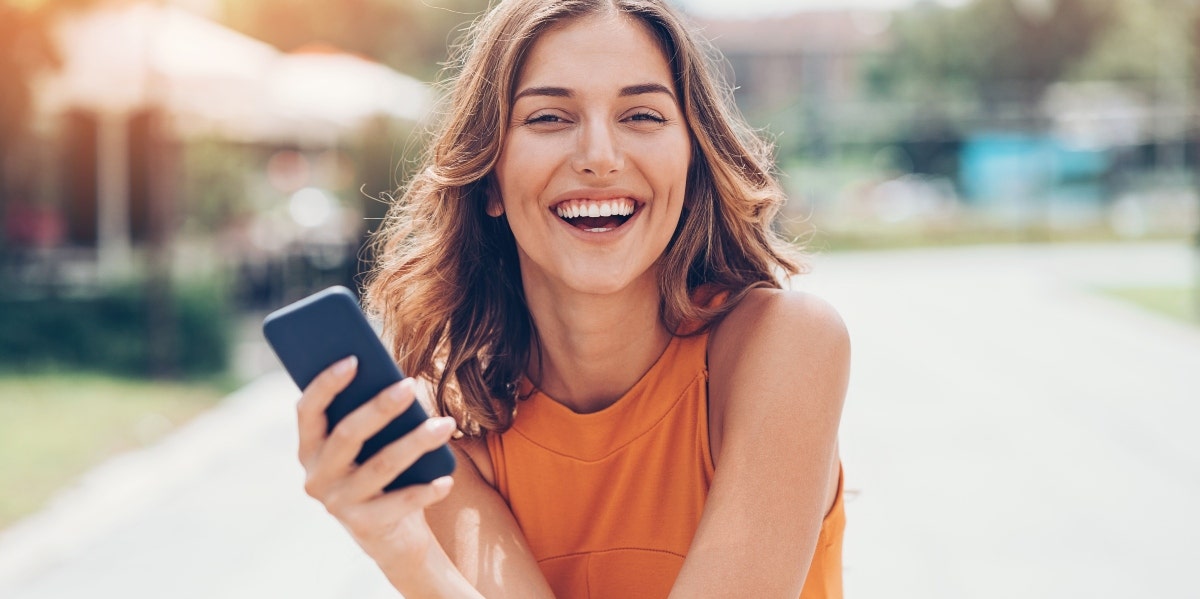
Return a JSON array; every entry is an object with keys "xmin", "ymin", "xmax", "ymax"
[{"xmin": 959, "ymin": 133, "xmax": 1110, "ymax": 208}]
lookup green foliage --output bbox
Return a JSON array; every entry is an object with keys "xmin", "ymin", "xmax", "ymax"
[
  {"xmin": 180, "ymin": 138, "xmax": 255, "ymax": 233},
  {"xmin": 1098, "ymin": 285, "xmax": 1200, "ymax": 325},
  {"xmin": 870, "ymin": 0, "xmax": 1119, "ymax": 107},
  {"xmin": 802, "ymin": 222, "xmax": 1189, "ymax": 252},
  {"xmin": 1067, "ymin": 0, "xmax": 1198, "ymax": 92},
  {"xmin": 0, "ymin": 281, "xmax": 232, "ymax": 378}
]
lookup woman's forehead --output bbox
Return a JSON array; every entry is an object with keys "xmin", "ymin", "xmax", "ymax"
[{"xmin": 514, "ymin": 13, "xmax": 673, "ymax": 93}]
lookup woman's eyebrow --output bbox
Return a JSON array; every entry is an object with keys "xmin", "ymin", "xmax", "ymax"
[
  {"xmin": 514, "ymin": 86, "xmax": 572, "ymax": 101},
  {"xmin": 513, "ymin": 83, "xmax": 676, "ymax": 102},
  {"xmin": 618, "ymin": 83, "xmax": 674, "ymax": 99}
]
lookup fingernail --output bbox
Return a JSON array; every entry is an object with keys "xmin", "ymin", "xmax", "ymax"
[
  {"xmin": 431, "ymin": 476, "xmax": 454, "ymax": 495},
  {"xmin": 426, "ymin": 417, "xmax": 455, "ymax": 435},
  {"xmin": 334, "ymin": 355, "xmax": 357, "ymax": 375},
  {"xmin": 386, "ymin": 381, "xmax": 409, "ymax": 404}
]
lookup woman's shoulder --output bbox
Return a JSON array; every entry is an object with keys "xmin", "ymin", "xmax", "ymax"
[
  {"xmin": 709, "ymin": 287, "xmax": 849, "ymax": 365},
  {"xmin": 450, "ymin": 433, "xmax": 497, "ymax": 488},
  {"xmin": 706, "ymin": 287, "xmax": 850, "ymax": 447}
]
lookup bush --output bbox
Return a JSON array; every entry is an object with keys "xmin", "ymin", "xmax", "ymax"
[{"xmin": 0, "ymin": 281, "xmax": 231, "ymax": 378}]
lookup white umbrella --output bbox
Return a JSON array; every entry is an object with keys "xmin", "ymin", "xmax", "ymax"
[
  {"xmin": 35, "ymin": 3, "xmax": 430, "ymax": 143},
  {"xmin": 36, "ymin": 3, "xmax": 278, "ymax": 119},
  {"xmin": 266, "ymin": 44, "xmax": 431, "ymax": 132}
]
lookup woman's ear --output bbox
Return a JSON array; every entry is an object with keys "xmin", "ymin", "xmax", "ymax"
[
  {"xmin": 484, "ymin": 181, "xmax": 505, "ymax": 217},
  {"xmin": 486, "ymin": 196, "xmax": 505, "ymax": 217}
]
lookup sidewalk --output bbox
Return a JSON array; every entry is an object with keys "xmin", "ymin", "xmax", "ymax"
[
  {"xmin": 0, "ymin": 241, "xmax": 1196, "ymax": 598},
  {"xmin": 0, "ymin": 375, "xmax": 398, "ymax": 598},
  {"xmin": 798, "ymin": 241, "xmax": 1200, "ymax": 598}
]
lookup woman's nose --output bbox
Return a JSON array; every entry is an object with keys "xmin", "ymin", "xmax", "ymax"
[{"xmin": 571, "ymin": 119, "xmax": 623, "ymax": 178}]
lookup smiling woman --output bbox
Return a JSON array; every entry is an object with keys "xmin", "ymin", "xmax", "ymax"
[{"xmin": 287, "ymin": 1, "xmax": 850, "ymax": 598}]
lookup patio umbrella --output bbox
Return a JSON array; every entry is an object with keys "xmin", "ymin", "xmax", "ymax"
[
  {"xmin": 259, "ymin": 43, "xmax": 432, "ymax": 143},
  {"xmin": 36, "ymin": 4, "xmax": 430, "ymax": 142},
  {"xmin": 36, "ymin": 3, "xmax": 278, "ymax": 122}
]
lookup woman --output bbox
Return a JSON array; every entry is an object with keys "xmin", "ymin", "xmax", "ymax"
[{"xmin": 295, "ymin": 1, "xmax": 849, "ymax": 597}]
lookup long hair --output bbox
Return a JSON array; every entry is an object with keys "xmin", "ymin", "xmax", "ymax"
[{"xmin": 364, "ymin": 0, "xmax": 806, "ymax": 436}]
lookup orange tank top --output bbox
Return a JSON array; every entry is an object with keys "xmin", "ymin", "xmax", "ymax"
[{"xmin": 485, "ymin": 331, "xmax": 845, "ymax": 598}]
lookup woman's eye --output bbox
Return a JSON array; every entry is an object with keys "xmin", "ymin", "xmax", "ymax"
[
  {"xmin": 628, "ymin": 112, "xmax": 667, "ymax": 124},
  {"xmin": 525, "ymin": 113, "xmax": 566, "ymax": 125}
]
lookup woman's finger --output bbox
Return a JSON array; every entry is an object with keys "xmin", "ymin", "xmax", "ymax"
[
  {"xmin": 346, "ymin": 476, "xmax": 455, "ymax": 534},
  {"xmin": 336, "ymin": 475, "xmax": 456, "ymax": 547},
  {"xmin": 297, "ymin": 355, "xmax": 358, "ymax": 466},
  {"xmin": 336, "ymin": 415, "xmax": 457, "ymax": 503},
  {"xmin": 313, "ymin": 378, "xmax": 420, "ymax": 475}
]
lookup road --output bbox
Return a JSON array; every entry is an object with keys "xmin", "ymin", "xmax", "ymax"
[{"xmin": 0, "ymin": 241, "xmax": 1196, "ymax": 598}]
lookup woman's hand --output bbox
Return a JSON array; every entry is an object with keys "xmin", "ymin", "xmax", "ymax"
[{"xmin": 296, "ymin": 355, "xmax": 459, "ymax": 584}]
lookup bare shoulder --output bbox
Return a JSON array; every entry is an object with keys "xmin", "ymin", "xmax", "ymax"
[
  {"xmin": 709, "ymin": 287, "xmax": 850, "ymax": 379},
  {"xmin": 707, "ymin": 288, "xmax": 850, "ymax": 457},
  {"xmin": 450, "ymin": 433, "xmax": 496, "ymax": 487}
]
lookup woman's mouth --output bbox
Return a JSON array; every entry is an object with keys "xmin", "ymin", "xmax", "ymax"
[{"xmin": 552, "ymin": 198, "xmax": 639, "ymax": 232}]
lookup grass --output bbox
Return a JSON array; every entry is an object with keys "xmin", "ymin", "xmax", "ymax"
[
  {"xmin": 792, "ymin": 222, "xmax": 1190, "ymax": 253},
  {"xmin": 1097, "ymin": 286, "xmax": 1200, "ymax": 325},
  {"xmin": 0, "ymin": 373, "xmax": 230, "ymax": 530}
]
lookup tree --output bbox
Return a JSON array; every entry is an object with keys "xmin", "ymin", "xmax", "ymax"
[
  {"xmin": 971, "ymin": 0, "xmax": 1116, "ymax": 106},
  {"xmin": 869, "ymin": 0, "xmax": 1118, "ymax": 122},
  {"xmin": 1067, "ymin": 0, "xmax": 1197, "ymax": 93}
]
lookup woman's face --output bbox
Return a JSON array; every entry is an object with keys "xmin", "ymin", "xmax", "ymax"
[{"xmin": 492, "ymin": 12, "xmax": 692, "ymax": 298}]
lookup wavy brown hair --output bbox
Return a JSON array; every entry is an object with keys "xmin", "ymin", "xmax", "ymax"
[{"xmin": 364, "ymin": 0, "xmax": 807, "ymax": 436}]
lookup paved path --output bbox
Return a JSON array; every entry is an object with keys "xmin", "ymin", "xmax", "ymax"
[
  {"xmin": 797, "ymin": 242, "xmax": 1200, "ymax": 598},
  {"xmin": 0, "ymin": 373, "xmax": 397, "ymax": 598},
  {"xmin": 0, "ymin": 241, "xmax": 1196, "ymax": 598}
]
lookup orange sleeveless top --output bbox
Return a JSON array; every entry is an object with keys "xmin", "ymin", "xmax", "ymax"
[{"xmin": 485, "ymin": 331, "xmax": 845, "ymax": 598}]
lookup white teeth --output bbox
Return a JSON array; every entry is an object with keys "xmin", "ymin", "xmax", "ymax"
[{"xmin": 554, "ymin": 198, "xmax": 637, "ymax": 221}]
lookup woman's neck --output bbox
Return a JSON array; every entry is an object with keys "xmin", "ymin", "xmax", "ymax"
[{"xmin": 522, "ymin": 273, "xmax": 672, "ymax": 414}]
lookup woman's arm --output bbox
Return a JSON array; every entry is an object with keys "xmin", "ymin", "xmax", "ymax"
[
  {"xmin": 670, "ymin": 289, "xmax": 850, "ymax": 598},
  {"xmin": 424, "ymin": 435, "xmax": 557, "ymax": 599}
]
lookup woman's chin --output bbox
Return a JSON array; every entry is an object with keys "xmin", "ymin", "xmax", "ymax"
[
  {"xmin": 529, "ymin": 266, "xmax": 653, "ymax": 299},
  {"xmin": 569, "ymin": 267, "xmax": 663, "ymax": 298},
  {"xmin": 516, "ymin": 247, "xmax": 662, "ymax": 300}
]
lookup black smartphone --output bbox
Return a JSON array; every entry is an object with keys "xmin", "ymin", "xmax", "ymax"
[{"xmin": 262, "ymin": 285, "xmax": 456, "ymax": 491}]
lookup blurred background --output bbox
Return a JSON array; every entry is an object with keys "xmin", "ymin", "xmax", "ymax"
[{"xmin": 0, "ymin": 0, "xmax": 1197, "ymax": 597}]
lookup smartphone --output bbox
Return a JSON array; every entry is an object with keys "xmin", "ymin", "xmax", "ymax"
[{"xmin": 262, "ymin": 285, "xmax": 456, "ymax": 491}]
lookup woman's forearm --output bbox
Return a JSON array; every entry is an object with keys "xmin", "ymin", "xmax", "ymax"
[{"xmin": 379, "ymin": 540, "xmax": 487, "ymax": 599}]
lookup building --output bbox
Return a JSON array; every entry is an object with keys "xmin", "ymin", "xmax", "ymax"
[{"xmin": 695, "ymin": 10, "xmax": 892, "ymax": 155}]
